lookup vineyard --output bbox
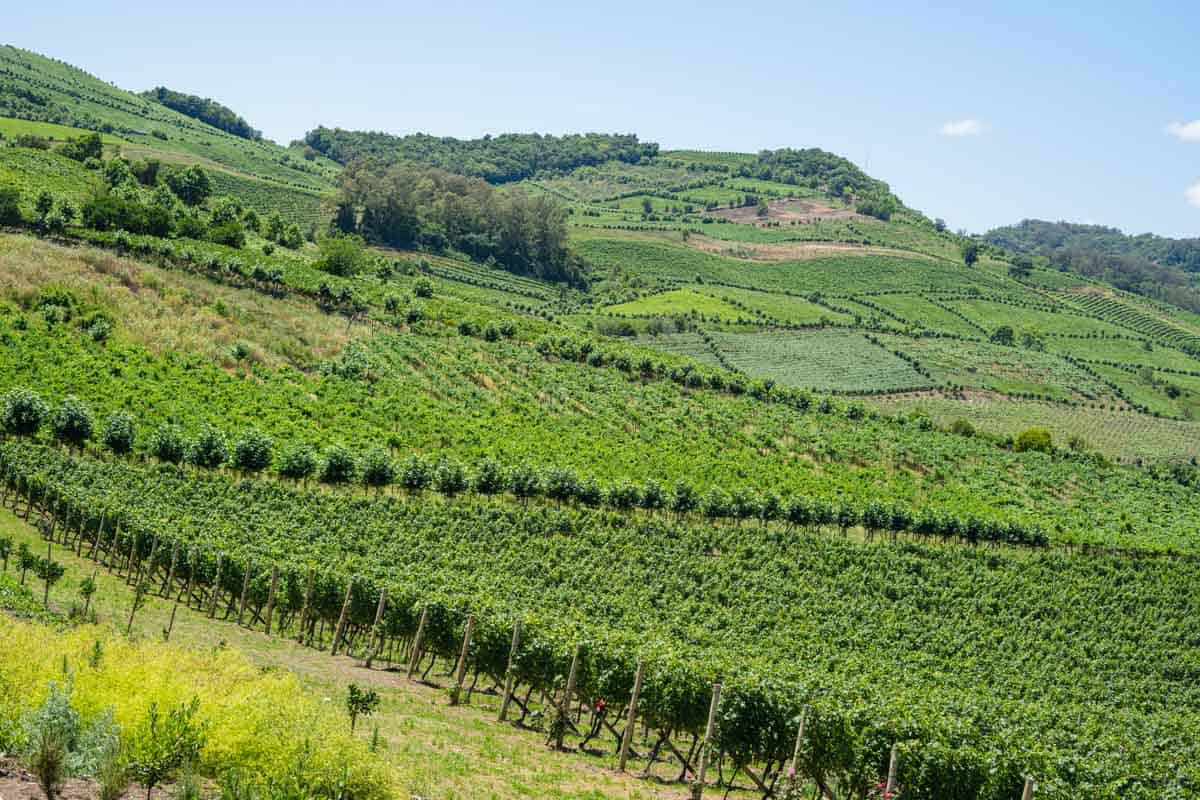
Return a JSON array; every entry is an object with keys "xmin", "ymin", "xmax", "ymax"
[{"xmin": 2, "ymin": 443, "xmax": 1199, "ymax": 799}]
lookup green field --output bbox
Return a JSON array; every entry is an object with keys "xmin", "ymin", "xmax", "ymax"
[
  {"xmin": 707, "ymin": 329, "xmax": 932, "ymax": 392},
  {"xmin": 604, "ymin": 288, "xmax": 745, "ymax": 320}
]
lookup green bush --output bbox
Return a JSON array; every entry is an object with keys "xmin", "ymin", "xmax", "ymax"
[{"xmin": 1014, "ymin": 427, "xmax": 1053, "ymax": 454}]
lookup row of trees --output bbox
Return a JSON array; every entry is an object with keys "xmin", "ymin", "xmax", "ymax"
[
  {"xmin": 303, "ymin": 129, "xmax": 657, "ymax": 182},
  {"xmin": 0, "ymin": 389, "xmax": 1046, "ymax": 546},
  {"xmin": 141, "ymin": 87, "xmax": 262, "ymax": 140},
  {"xmin": 333, "ymin": 161, "xmax": 588, "ymax": 286}
]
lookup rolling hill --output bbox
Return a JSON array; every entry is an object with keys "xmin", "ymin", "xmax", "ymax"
[{"xmin": 1, "ymin": 45, "xmax": 1200, "ymax": 800}]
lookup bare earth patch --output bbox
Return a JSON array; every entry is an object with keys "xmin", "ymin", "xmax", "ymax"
[
  {"xmin": 686, "ymin": 234, "xmax": 935, "ymax": 262},
  {"xmin": 708, "ymin": 197, "xmax": 862, "ymax": 225}
]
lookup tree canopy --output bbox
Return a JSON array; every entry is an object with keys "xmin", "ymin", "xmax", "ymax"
[{"xmin": 141, "ymin": 87, "xmax": 262, "ymax": 141}]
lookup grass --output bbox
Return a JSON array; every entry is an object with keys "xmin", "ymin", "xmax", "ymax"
[
  {"xmin": 0, "ymin": 117, "xmax": 123, "ymax": 144},
  {"xmin": 865, "ymin": 293, "xmax": 983, "ymax": 336},
  {"xmin": 693, "ymin": 285, "xmax": 855, "ymax": 325},
  {"xmin": 603, "ymin": 288, "xmax": 745, "ymax": 320},
  {"xmin": 946, "ymin": 297, "xmax": 1130, "ymax": 338}
]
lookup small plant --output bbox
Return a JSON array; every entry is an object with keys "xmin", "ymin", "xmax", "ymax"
[
  {"xmin": 345, "ymin": 684, "xmax": 379, "ymax": 733},
  {"xmin": 124, "ymin": 698, "xmax": 207, "ymax": 800}
]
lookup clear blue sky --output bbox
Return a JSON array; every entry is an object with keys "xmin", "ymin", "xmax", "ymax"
[{"xmin": 9, "ymin": 1, "xmax": 1200, "ymax": 236}]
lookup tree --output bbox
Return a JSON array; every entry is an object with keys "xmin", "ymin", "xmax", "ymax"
[
  {"xmin": 149, "ymin": 424, "xmax": 186, "ymax": 464},
  {"xmin": 1014, "ymin": 428, "xmax": 1053, "ymax": 454},
  {"xmin": 319, "ymin": 446, "xmax": 357, "ymax": 485},
  {"xmin": 52, "ymin": 396, "xmax": 94, "ymax": 452},
  {"xmin": 35, "ymin": 191, "xmax": 55, "ymax": 220},
  {"xmin": 398, "ymin": 455, "xmax": 430, "ymax": 493},
  {"xmin": 124, "ymin": 698, "xmax": 206, "ymax": 800},
  {"xmin": 471, "ymin": 458, "xmax": 507, "ymax": 495},
  {"xmin": 163, "ymin": 165, "xmax": 211, "ymax": 207},
  {"xmin": 315, "ymin": 234, "xmax": 368, "ymax": 277},
  {"xmin": 0, "ymin": 184, "xmax": 22, "ymax": 225},
  {"xmin": 961, "ymin": 240, "xmax": 980, "ymax": 267},
  {"xmin": 989, "ymin": 325, "xmax": 1015, "ymax": 346},
  {"xmin": 2, "ymin": 388, "xmax": 49, "ymax": 437},
  {"xmin": 186, "ymin": 425, "xmax": 228, "ymax": 470},
  {"xmin": 231, "ymin": 428, "xmax": 273, "ymax": 474},
  {"xmin": 100, "ymin": 412, "xmax": 135, "ymax": 456},
  {"xmin": 277, "ymin": 443, "xmax": 317, "ymax": 482},
  {"xmin": 346, "ymin": 684, "xmax": 380, "ymax": 733},
  {"xmin": 432, "ymin": 458, "xmax": 467, "ymax": 497},
  {"xmin": 361, "ymin": 447, "xmax": 395, "ymax": 491},
  {"xmin": 1008, "ymin": 255, "xmax": 1034, "ymax": 279}
]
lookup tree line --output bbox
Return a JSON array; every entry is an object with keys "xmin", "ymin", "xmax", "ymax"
[
  {"xmin": 140, "ymin": 86, "xmax": 262, "ymax": 140},
  {"xmin": 302, "ymin": 128, "xmax": 658, "ymax": 183},
  {"xmin": 0, "ymin": 388, "xmax": 1048, "ymax": 547},
  {"xmin": 332, "ymin": 161, "xmax": 588, "ymax": 286}
]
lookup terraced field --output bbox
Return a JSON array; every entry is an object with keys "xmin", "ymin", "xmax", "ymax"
[
  {"xmin": 708, "ymin": 328, "xmax": 932, "ymax": 392},
  {"xmin": 604, "ymin": 288, "xmax": 745, "ymax": 320}
]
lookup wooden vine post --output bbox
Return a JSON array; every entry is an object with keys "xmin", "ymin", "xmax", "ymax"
[
  {"xmin": 563, "ymin": 643, "xmax": 581, "ymax": 718},
  {"xmin": 886, "ymin": 744, "xmax": 899, "ymax": 794},
  {"xmin": 786, "ymin": 705, "xmax": 809, "ymax": 790},
  {"xmin": 296, "ymin": 569, "xmax": 315, "ymax": 645},
  {"xmin": 263, "ymin": 565, "xmax": 280, "ymax": 636},
  {"xmin": 618, "ymin": 660, "xmax": 645, "ymax": 772},
  {"xmin": 1021, "ymin": 776, "xmax": 1036, "ymax": 800},
  {"xmin": 330, "ymin": 577, "xmax": 354, "ymax": 655},
  {"xmin": 451, "ymin": 614, "xmax": 476, "ymax": 705},
  {"xmin": 498, "ymin": 619, "xmax": 522, "ymax": 721},
  {"xmin": 207, "ymin": 554, "xmax": 223, "ymax": 618},
  {"xmin": 407, "ymin": 607, "xmax": 429, "ymax": 679},
  {"xmin": 364, "ymin": 586, "xmax": 388, "ymax": 668},
  {"xmin": 691, "ymin": 682, "xmax": 722, "ymax": 799},
  {"xmin": 237, "ymin": 562, "xmax": 254, "ymax": 627}
]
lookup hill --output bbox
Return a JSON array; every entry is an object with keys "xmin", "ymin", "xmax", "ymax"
[{"xmin": 2, "ymin": 45, "xmax": 1200, "ymax": 800}]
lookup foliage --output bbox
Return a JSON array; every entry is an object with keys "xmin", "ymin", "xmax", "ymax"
[
  {"xmin": 2, "ymin": 387, "xmax": 49, "ymax": 437},
  {"xmin": 149, "ymin": 424, "xmax": 186, "ymax": 465},
  {"xmin": 123, "ymin": 698, "xmax": 207, "ymax": 800},
  {"xmin": 51, "ymin": 396, "xmax": 93, "ymax": 450},
  {"xmin": 231, "ymin": 428, "xmax": 274, "ymax": 474},
  {"xmin": 314, "ymin": 234, "xmax": 367, "ymax": 277},
  {"xmin": 1013, "ymin": 427, "xmax": 1053, "ymax": 454},
  {"xmin": 345, "ymin": 684, "xmax": 380, "ymax": 733},
  {"xmin": 141, "ymin": 87, "xmax": 261, "ymax": 141},
  {"xmin": 186, "ymin": 425, "xmax": 228, "ymax": 470},
  {"xmin": 100, "ymin": 412, "xmax": 136, "ymax": 456}
]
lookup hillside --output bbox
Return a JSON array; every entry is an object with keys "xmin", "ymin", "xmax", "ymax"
[{"xmin": 2, "ymin": 45, "xmax": 1200, "ymax": 800}]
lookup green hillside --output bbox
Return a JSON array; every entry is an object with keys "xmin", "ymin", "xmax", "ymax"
[{"xmin": 3, "ymin": 45, "xmax": 1200, "ymax": 800}]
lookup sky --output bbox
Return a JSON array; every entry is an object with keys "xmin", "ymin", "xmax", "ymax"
[{"xmin": 9, "ymin": 1, "xmax": 1200, "ymax": 237}]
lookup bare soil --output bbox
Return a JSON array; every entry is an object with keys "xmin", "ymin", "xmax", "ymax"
[
  {"xmin": 686, "ymin": 234, "xmax": 934, "ymax": 263},
  {"xmin": 709, "ymin": 196, "xmax": 863, "ymax": 225},
  {"xmin": 0, "ymin": 758, "xmax": 153, "ymax": 800}
]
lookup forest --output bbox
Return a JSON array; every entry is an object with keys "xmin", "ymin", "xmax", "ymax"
[{"xmin": 140, "ymin": 87, "xmax": 262, "ymax": 140}]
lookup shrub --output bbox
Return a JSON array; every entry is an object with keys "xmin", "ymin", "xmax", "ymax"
[
  {"xmin": 149, "ymin": 424, "xmax": 186, "ymax": 464},
  {"xmin": 231, "ymin": 428, "xmax": 274, "ymax": 474},
  {"xmin": 123, "ymin": 698, "xmax": 206, "ymax": 800},
  {"xmin": 0, "ymin": 184, "xmax": 23, "ymax": 225},
  {"xmin": 318, "ymin": 446, "xmax": 357, "ymax": 485},
  {"xmin": 52, "ymin": 396, "xmax": 94, "ymax": 451},
  {"xmin": 950, "ymin": 418, "xmax": 975, "ymax": 437},
  {"xmin": 413, "ymin": 279, "xmax": 433, "ymax": 299},
  {"xmin": 277, "ymin": 443, "xmax": 317, "ymax": 481},
  {"xmin": 186, "ymin": 425, "xmax": 228, "ymax": 469},
  {"xmin": 2, "ymin": 388, "xmax": 49, "ymax": 437},
  {"xmin": 100, "ymin": 412, "xmax": 135, "ymax": 456},
  {"xmin": 315, "ymin": 235, "xmax": 367, "ymax": 277},
  {"xmin": 360, "ymin": 447, "xmax": 395, "ymax": 489},
  {"xmin": 1014, "ymin": 427, "xmax": 1054, "ymax": 454},
  {"xmin": 208, "ymin": 222, "xmax": 246, "ymax": 249}
]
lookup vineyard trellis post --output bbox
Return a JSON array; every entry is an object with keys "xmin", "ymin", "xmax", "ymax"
[
  {"xmin": 263, "ymin": 565, "xmax": 280, "ymax": 636},
  {"xmin": 451, "ymin": 614, "xmax": 476, "ymax": 705},
  {"xmin": 407, "ymin": 606, "xmax": 429, "ymax": 679},
  {"xmin": 237, "ymin": 561, "xmax": 254, "ymax": 627},
  {"xmin": 330, "ymin": 576, "xmax": 354, "ymax": 655},
  {"xmin": 207, "ymin": 554, "xmax": 223, "ymax": 618},
  {"xmin": 691, "ymin": 681, "xmax": 721, "ymax": 799},
  {"xmin": 886, "ymin": 743, "xmax": 898, "ymax": 794},
  {"xmin": 1022, "ymin": 776, "xmax": 1036, "ymax": 800},
  {"xmin": 498, "ymin": 619, "xmax": 522, "ymax": 721},
  {"xmin": 786, "ymin": 705, "xmax": 809, "ymax": 791},
  {"xmin": 364, "ymin": 586, "xmax": 388, "ymax": 668},
  {"xmin": 296, "ymin": 569, "xmax": 314, "ymax": 645},
  {"xmin": 563, "ymin": 643, "xmax": 581, "ymax": 721},
  {"xmin": 618, "ymin": 659, "xmax": 645, "ymax": 772}
]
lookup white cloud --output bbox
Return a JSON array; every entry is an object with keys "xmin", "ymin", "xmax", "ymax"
[
  {"xmin": 1187, "ymin": 182, "xmax": 1200, "ymax": 208},
  {"xmin": 1165, "ymin": 120, "xmax": 1200, "ymax": 142},
  {"xmin": 939, "ymin": 119, "xmax": 987, "ymax": 137}
]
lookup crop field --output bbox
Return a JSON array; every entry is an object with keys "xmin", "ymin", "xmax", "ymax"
[
  {"xmin": 1063, "ymin": 289, "xmax": 1200, "ymax": 348},
  {"xmin": 866, "ymin": 293, "xmax": 984, "ymax": 335},
  {"xmin": 695, "ymin": 284, "xmax": 856, "ymax": 324},
  {"xmin": 0, "ymin": 147, "xmax": 100, "ymax": 211},
  {"xmin": 208, "ymin": 169, "xmax": 329, "ymax": 226},
  {"xmin": 603, "ymin": 288, "xmax": 745, "ymax": 320},
  {"xmin": 574, "ymin": 230, "xmax": 998, "ymax": 295},
  {"xmin": 707, "ymin": 329, "xmax": 932, "ymax": 392},
  {"xmin": 876, "ymin": 333, "xmax": 1116, "ymax": 401},
  {"xmin": 634, "ymin": 330, "xmax": 724, "ymax": 366},
  {"xmin": 0, "ymin": 115, "xmax": 123, "ymax": 144},
  {"xmin": 1088, "ymin": 363, "xmax": 1182, "ymax": 418},
  {"xmin": 871, "ymin": 392, "xmax": 1200, "ymax": 462},
  {"xmin": 946, "ymin": 297, "xmax": 1130, "ymax": 337},
  {"xmin": 1045, "ymin": 335, "xmax": 1200, "ymax": 372}
]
